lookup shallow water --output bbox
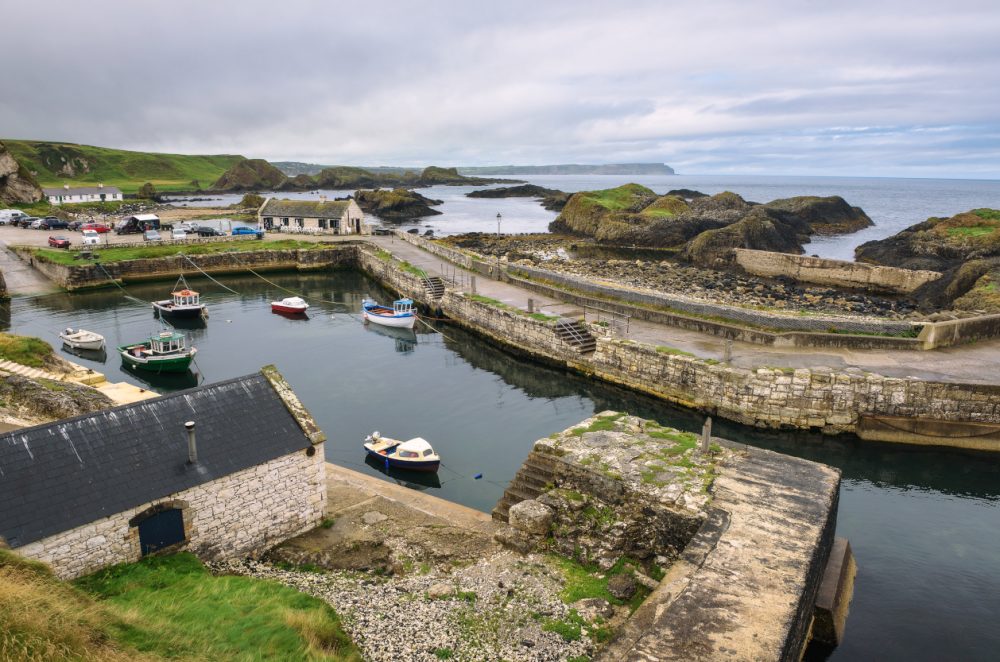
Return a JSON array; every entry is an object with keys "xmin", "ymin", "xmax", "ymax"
[{"xmin": 4, "ymin": 269, "xmax": 999, "ymax": 660}]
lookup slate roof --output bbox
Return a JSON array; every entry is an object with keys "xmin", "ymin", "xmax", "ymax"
[
  {"xmin": 260, "ymin": 198, "xmax": 352, "ymax": 218},
  {"xmin": 43, "ymin": 186, "xmax": 123, "ymax": 196},
  {"xmin": 0, "ymin": 373, "xmax": 313, "ymax": 548}
]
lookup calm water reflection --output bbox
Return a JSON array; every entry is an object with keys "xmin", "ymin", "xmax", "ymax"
[{"xmin": 4, "ymin": 269, "xmax": 998, "ymax": 661}]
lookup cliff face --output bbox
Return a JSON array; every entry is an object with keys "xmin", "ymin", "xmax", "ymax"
[
  {"xmin": 211, "ymin": 158, "xmax": 287, "ymax": 191},
  {"xmin": 0, "ymin": 141, "xmax": 43, "ymax": 203}
]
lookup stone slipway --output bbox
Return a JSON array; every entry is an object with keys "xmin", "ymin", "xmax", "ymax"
[{"xmin": 597, "ymin": 443, "xmax": 841, "ymax": 661}]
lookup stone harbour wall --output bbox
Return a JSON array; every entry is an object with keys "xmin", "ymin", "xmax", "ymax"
[
  {"xmin": 14, "ymin": 448, "xmax": 327, "ymax": 579},
  {"xmin": 734, "ymin": 248, "xmax": 942, "ymax": 294}
]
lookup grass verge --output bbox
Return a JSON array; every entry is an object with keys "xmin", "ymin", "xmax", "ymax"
[
  {"xmin": 74, "ymin": 552, "xmax": 360, "ymax": 661},
  {"xmin": 27, "ymin": 239, "xmax": 326, "ymax": 266},
  {"xmin": 0, "ymin": 333, "xmax": 57, "ymax": 368}
]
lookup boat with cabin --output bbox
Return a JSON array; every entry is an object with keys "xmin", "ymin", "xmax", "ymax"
[
  {"xmin": 58, "ymin": 328, "xmax": 105, "ymax": 351},
  {"xmin": 152, "ymin": 276, "xmax": 207, "ymax": 319},
  {"xmin": 363, "ymin": 432, "xmax": 441, "ymax": 472},
  {"xmin": 118, "ymin": 331, "xmax": 197, "ymax": 373},
  {"xmin": 271, "ymin": 296, "xmax": 310, "ymax": 315},
  {"xmin": 362, "ymin": 297, "xmax": 416, "ymax": 329}
]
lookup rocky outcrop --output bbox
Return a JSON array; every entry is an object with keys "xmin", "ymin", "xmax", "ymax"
[
  {"xmin": 353, "ymin": 188, "xmax": 442, "ymax": 221},
  {"xmin": 417, "ymin": 166, "xmax": 510, "ymax": 186},
  {"xmin": 0, "ymin": 141, "xmax": 43, "ymax": 204},
  {"xmin": 765, "ymin": 196, "xmax": 873, "ymax": 235},
  {"xmin": 467, "ymin": 184, "xmax": 570, "ymax": 210},
  {"xmin": 682, "ymin": 206, "xmax": 809, "ymax": 268},
  {"xmin": 211, "ymin": 158, "xmax": 287, "ymax": 191},
  {"xmin": 549, "ymin": 184, "xmax": 659, "ymax": 241},
  {"xmin": 857, "ymin": 209, "xmax": 1000, "ymax": 311},
  {"xmin": 276, "ymin": 173, "xmax": 317, "ymax": 190},
  {"xmin": 0, "ymin": 373, "xmax": 113, "ymax": 423}
]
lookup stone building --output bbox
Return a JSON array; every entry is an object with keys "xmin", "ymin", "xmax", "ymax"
[
  {"xmin": 258, "ymin": 197, "xmax": 368, "ymax": 235},
  {"xmin": 0, "ymin": 366, "xmax": 327, "ymax": 579},
  {"xmin": 43, "ymin": 183, "xmax": 123, "ymax": 205}
]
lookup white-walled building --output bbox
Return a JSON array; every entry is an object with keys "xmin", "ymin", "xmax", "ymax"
[
  {"xmin": 258, "ymin": 197, "xmax": 369, "ymax": 235},
  {"xmin": 43, "ymin": 184, "xmax": 123, "ymax": 205}
]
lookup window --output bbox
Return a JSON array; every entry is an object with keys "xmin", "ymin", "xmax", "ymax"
[
  {"xmin": 281, "ymin": 217, "xmax": 289, "ymax": 226},
  {"xmin": 319, "ymin": 218, "xmax": 328, "ymax": 229},
  {"xmin": 423, "ymin": 449, "xmax": 434, "ymax": 456},
  {"xmin": 296, "ymin": 218, "xmax": 304, "ymax": 228}
]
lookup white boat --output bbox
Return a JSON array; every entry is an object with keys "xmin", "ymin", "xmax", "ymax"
[
  {"xmin": 152, "ymin": 275, "xmax": 207, "ymax": 320},
  {"xmin": 271, "ymin": 296, "xmax": 309, "ymax": 314},
  {"xmin": 59, "ymin": 328, "xmax": 106, "ymax": 351},
  {"xmin": 362, "ymin": 297, "xmax": 416, "ymax": 329},
  {"xmin": 363, "ymin": 432, "xmax": 441, "ymax": 472}
]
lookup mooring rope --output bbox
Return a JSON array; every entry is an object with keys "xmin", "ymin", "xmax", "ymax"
[{"xmin": 178, "ymin": 254, "xmax": 240, "ymax": 294}]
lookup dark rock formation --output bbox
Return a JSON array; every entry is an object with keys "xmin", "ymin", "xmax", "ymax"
[
  {"xmin": 549, "ymin": 184, "xmax": 659, "ymax": 240},
  {"xmin": 764, "ymin": 196, "xmax": 873, "ymax": 235},
  {"xmin": 666, "ymin": 188, "xmax": 708, "ymax": 200},
  {"xmin": 682, "ymin": 206, "xmax": 809, "ymax": 268},
  {"xmin": 417, "ymin": 166, "xmax": 511, "ymax": 186},
  {"xmin": 211, "ymin": 158, "xmax": 287, "ymax": 191},
  {"xmin": 0, "ymin": 141, "xmax": 43, "ymax": 204},
  {"xmin": 354, "ymin": 188, "xmax": 443, "ymax": 221},
  {"xmin": 857, "ymin": 209, "xmax": 1000, "ymax": 311},
  {"xmin": 276, "ymin": 173, "xmax": 317, "ymax": 190},
  {"xmin": 467, "ymin": 184, "xmax": 571, "ymax": 211}
]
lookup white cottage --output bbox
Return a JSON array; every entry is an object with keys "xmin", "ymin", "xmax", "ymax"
[
  {"xmin": 258, "ymin": 197, "xmax": 368, "ymax": 235},
  {"xmin": 44, "ymin": 184, "xmax": 123, "ymax": 205}
]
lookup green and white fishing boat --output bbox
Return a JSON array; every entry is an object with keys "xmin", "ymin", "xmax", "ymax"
[{"xmin": 118, "ymin": 331, "xmax": 197, "ymax": 373}]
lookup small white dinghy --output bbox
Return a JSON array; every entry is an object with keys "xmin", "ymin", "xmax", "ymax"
[{"xmin": 59, "ymin": 328, "xmax": 106, "ymax": 351}]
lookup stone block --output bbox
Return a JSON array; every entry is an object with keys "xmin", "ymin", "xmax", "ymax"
[{"xmin": 508, "ymin": 499, "xmax": 555, "ymax": 535}]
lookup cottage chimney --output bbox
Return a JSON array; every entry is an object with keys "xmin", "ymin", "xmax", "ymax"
[
  {"xmin": 319, "ymin": 195, "xmax": 327, "ymax": 203},
  {"xmin": 98, "ymin": 182, "xmax": 104, "ymax": 189},
  {"xmin": 185, "ymin": 421, "xmax": 197, "ymax": 464},
  {"xmin": 63, "ymin": 184, "xmax": 70, "ymax": 190}
]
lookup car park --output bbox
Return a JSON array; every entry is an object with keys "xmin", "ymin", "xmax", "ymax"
[{"xmin": 47, "ymin": 235, "xmax": 71, "ymax": 249}]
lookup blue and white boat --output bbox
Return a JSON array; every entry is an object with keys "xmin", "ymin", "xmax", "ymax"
[
  {"xmin": 363, "ymin": 432, "xmax": 441, "ymax": 473},
  {"xmin": 362, "ymin": 297, "xmax": 416, "ymax": 329}
]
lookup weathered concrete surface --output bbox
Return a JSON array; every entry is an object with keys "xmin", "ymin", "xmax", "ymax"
[
  {"xmin": 271, "ymin": 463, "xmax": 499, "ymax": 573},
  {"xmin": 813, "ymin": 537, "xmax": 857, "ymax": 647},
  {"xmin": 0, "ymin": 242, "xmax": 58, "ymax": 295},
  {"xmin": 597, "ymin": 443, "xmax": 841, "ymax": 662},
  {"xmin": 857, "ymin": 414, "xmax": 1000, "ymax": 451}
]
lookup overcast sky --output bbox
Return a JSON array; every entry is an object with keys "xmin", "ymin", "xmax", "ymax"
[{"xmin": 3, "ymin": 0, "xmax": 999, "ymax": 177}]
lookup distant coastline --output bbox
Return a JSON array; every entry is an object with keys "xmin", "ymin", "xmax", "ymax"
[{"xmin": 458, "ymin": 163, "xmax": 675, "ymax": 176}]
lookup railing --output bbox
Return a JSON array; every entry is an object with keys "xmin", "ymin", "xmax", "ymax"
[{"xmin": 583, "ymin": 303, "xmax": 631, "ymax": 336}]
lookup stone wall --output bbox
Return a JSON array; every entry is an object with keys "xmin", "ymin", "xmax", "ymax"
[
  {"xmin": 917, "ymin": 312, "xmax": 1000, "ymax": 350},
  {"xmin": 14, "ymin": 447, "xmax": 326, "ymax": 579},
  {"xmin": 18, "ymin": 245, "xmax": 358, "ymax": 290},
  {"xmin": 734, "ymin": 248, "xmax": 942, "ymax": 294}
]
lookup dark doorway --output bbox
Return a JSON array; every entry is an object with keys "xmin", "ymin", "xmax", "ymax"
[{"xmin": 137, "ymin": 508, "xmax": 185, "ymax": 555}]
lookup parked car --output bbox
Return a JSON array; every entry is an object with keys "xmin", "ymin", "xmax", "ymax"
[
  {"xmin": 232, "ymin": 226, "xmax": 264, "ymax": 238},
  {"xmin": 143, "ymin": 230, "xmax": 163, "ymax": 242},
  {"xmin": 0, "ymin": 210, "xmax": 28, "ymax": 225},
  {"xmin": 81, "ymin": 230, "xmax": 101, "ymax": 246},
  {"xmin": 39, "ymin": 217, "xmax": 69, "ymax": 230},
  {"xmin": 14, "ymin": 216, "xmax": 38, "ymax": 228},
  {"xmin": 171, "ymin": 228, "xmax": 188, "ymax": 241},
  {"xmin": 48, "ymin": 235, "xmax": 71, "ymax": 249},
  {"xmin": 196, "ymin": 226, "xmax": 225, "ymax": 237},
  {"xmin": 80, "ymin": 222, "xmax": 110, "ymax": 233},
  {"xmin": 178, "ymin": 222, "xmax": 196, "ymax": 232},
  {"xmin": 68, "ymin": 221, "xmax": 84, "ymax": 231},
  {"xmin": 29, "ymin": 219, "xmax": 44, "ymax": 229}
]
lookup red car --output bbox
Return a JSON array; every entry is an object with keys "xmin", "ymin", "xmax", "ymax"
[
  {"xmin": 48, "ymin": 235, "xmax": 71, "ymax": 249},
  {"xmin": 80, "ymin": 223, "xmax": 110, "ymax": 233}
]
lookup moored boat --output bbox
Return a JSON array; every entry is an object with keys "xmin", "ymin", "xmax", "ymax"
[
  {"xmin": 152, "ymin": 276, "xmax": 207, "ymax": 319},
  {"xmin": 362, "ymin": 297, "xmax": 416, "ymax": 329},
  {"xmin": 363, "ymin": 432, "xmax": 441, "ymax": 472},
  {"xmin": 271, "ymin": 296, "xmax": 309, "ymax": 314},
  {"xmin": 58, "ymin": 327, "xmax": 105, "ymax": 351},
  {"xmin": 118, "ymin": 331, "xmax": 197, "ymax": 373}
]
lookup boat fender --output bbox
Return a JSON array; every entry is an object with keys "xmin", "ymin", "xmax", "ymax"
[{"xmin": 474, "ymin": 473, "xmax": 483, "ymax": 480}]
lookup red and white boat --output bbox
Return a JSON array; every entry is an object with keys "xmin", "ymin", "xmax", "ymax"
[{"xmin": 271, "ymin": 296, "xmax": 309, "ymax": 314}]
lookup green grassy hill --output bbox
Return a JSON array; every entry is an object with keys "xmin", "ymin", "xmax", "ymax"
[{"xmin": 3, "ymin": 140, "xmax": 245, "ymax": 194}]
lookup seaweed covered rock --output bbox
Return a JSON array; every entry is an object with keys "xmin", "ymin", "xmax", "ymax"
[
  {"xmin": 354, "ymin": 188, "xmax": 442, "ymax": 221},
  {"xmin": 467, "ymin": 184, "xmax": 571, "ymax": 211},
  {"xmin": 682, "ymin": 206, "xmax": 809, "ymax": 268},
  {"xmin": 212, "ymin": 158, "xmax": 287, "ymax": 191},
  {"xmin": 765, "ymin": 195, "xmax": 873, "ymax": 235}
]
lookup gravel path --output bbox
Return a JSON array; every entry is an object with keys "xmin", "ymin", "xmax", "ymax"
[{"xmin": 213, "ymin": 553, "xmax": 594, "ymax": 662}]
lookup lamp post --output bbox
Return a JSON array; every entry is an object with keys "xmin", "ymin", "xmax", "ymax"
[{"xmin": 496, "ymin": 212, "xmax": 502, "ymax": 276}]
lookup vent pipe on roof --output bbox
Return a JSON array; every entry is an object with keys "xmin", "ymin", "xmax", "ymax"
[{"xmin": 185, "ymin": 421, "xmax": 197, "ymax": 464}]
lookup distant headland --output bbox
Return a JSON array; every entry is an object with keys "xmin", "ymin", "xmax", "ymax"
[{"xmin": 458, "ymin": 163, "xmax": 675, "ymax": 176}]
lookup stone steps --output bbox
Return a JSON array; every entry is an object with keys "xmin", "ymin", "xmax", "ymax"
[
  {"xmin": 491, "ymin": 452, "xmax": 561, "ymax": 523},
  {"xmin": 423, "ymin": 276, "xmax": 446, "ymax": 301},
  {"xmin": 554, "ymin": 319, "xmax": 597, "ymax": 354},
  {"xmin": 0, "ymin": 359, "xmax": 64, "ymax": 381}
]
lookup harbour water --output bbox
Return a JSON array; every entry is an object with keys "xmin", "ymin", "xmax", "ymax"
[
  {"xmin": 4, "ymin": 269, "xmax": 999, "ymax": 660},
  {"xmin": 165, "ymin": 174, "xmax": 1000, "ymax": 260}
]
